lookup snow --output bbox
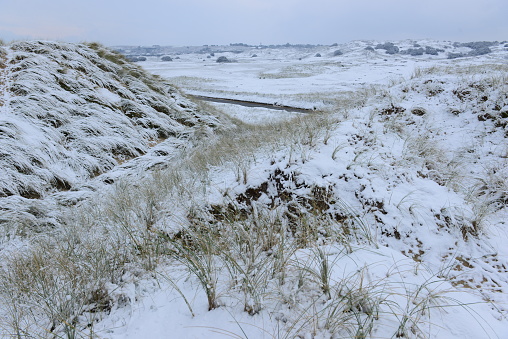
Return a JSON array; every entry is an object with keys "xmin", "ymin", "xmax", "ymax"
[
  {"xmin": 204, "ymin": 102, "xmax": 303, "ymax": 125},
  {"xmin": 1, "ymin": 39, "xmax": 508, "ymax": 338},
  {"xmin": 95, "ymin": 246, "xmax": 504, "ymax": 339},
  {"xmin": 134, "ymin": 40, "xmax": 507, "ymax": 338},
  {"xmin": 140, "ymin": 40, "xmax": 504, "ymax": 110}
]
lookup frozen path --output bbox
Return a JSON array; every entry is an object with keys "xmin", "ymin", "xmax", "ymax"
[{"xmin": 191, "ymin": 94, "xmax": 315, "ymax": 113}]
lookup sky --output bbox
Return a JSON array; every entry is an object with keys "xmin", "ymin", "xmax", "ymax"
[{"xmin": 0, "ymin": 0, "xmax": 506, "ymax": 46}]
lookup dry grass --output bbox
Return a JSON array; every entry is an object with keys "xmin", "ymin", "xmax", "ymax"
[
  {"xmin": 0, "ymin": 213, "xmax": 128, "ymax": 337},
  {"xmin": 0, "ymin": 77, "xmax": 369, "ymax": 337},
  {"xmin": 411, "ymin": 63, "xmax": 508, "ymax": 80}
]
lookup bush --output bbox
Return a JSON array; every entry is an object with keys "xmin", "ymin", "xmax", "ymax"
[
  {"xmin": 161, "ymin": 56, "xmax": 173, "ymax": 61},
  {"xmin": 447, "ymin": 52, "xmax": 466, "ymax": 59},
  {"xmin": 126, "ymin": 56, "xmax": 146, "ymax": 62},
  {"xmin": 404, "ymin": 48, "xmax": 424, "ymax": 56},
  {"xmin": 375, "ymin": 42, "xmax": 395, "ymax": 49},
  {"xmin": 333, "ymin": 50, "xmax": 343, "ymax": 56},
  {"xmin": 385, "ymin": 46, "xmax": 399, "ymax": 54},
  {"xmin": 468, "ymin": 47, "xmax": 491, "ymax": 56},
  {"xmin": 315, "ymin": 53, "xmax": 322, "ymax": 57},
  {"xmin": 448, "ymin": 45, "xmax": 492, "ymax": 59},
  {"xmin": 460, "ymin": 41, "xmax": 496, "ymax": 49},
  {"xmin": 425, "ymin": 46, "xmax": 441, "ymax": 55},
  {"xmin": 216, "ymin": 56, "xmax": 231, "ymax": 63},
  {"xmin": 387, "ymin": 45, "xmax": 399, "ymax": 54},
  {"xmin": 450, "ymin": 41, "xmax": 494, "ymax": 57},
  {"xmin": 365, "ymin": 46, "xmax": 375, "ymax": 52},
  {"xmin": 375, "ymin": 42, "xmax": 399, "ymax": 54}
]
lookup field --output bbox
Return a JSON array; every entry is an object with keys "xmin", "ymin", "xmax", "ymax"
[{"xmin": 0, "ymin": 40, "xmax": 507, "ymax": 338}]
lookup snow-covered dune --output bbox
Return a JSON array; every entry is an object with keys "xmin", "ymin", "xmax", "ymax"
[{"xmin": 0, "ymin": 41, "xmax": 219, "ymax": 199}]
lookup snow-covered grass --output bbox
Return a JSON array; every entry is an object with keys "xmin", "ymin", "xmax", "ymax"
[
  {"xmin": 0, "ymin": 41, "xmax": 222, "ymax": 200},
  {"xmin": 0, "ymin": 40, "xmax": 507, "ymax": 338}
]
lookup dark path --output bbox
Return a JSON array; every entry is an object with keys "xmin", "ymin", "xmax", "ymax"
[{"xmin": 191, "ymin": 95, "xmax": 315, "ymax": 114}]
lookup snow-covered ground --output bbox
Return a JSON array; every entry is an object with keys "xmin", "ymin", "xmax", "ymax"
[
  {"xmin": 1, "ymin": 40, "xmax": 507, "ymax": 338},
  {"xmin": 141, "ymin": 40, "xmax": 507, "ymax": 110},
  {"xmin": 127, "ymin": 40, "xmax": 508, "ymax": 338}
]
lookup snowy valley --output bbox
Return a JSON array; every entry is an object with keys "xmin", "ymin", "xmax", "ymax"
[{"xmin": 0, "ymin": 39, "xmax": 507, "ymax": 338}]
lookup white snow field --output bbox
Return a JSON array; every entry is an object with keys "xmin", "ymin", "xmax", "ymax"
[{"xmin": 0, "ymin": 40, "xmax": 507, "ymax": 338}]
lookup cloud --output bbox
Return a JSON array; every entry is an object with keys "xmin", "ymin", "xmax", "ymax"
[{"xmin": 0, "ymin": 0, "xmax": 506, "ymax": 45}]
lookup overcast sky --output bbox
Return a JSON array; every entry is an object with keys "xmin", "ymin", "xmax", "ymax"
[{"xmin": 1, "ymin": 0, "xmax": 506, "ymax": 46}]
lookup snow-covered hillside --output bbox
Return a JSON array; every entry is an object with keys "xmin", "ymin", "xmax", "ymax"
[
  {"xmin": 0, "ymin": 40, "xmax": 507, "ymax": 339},
  {"xmin": 0, "ymin": 41, "xmax": 220, "ymax": 200}
]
